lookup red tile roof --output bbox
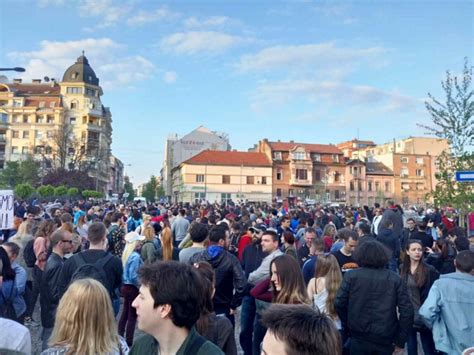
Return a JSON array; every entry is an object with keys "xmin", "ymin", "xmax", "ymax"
[
  {"xmin": 268, "ymin": 141, "xmax": 342, "ymax": 154},
  {"xmin": 7, "ymin": 83, "xmax": 61, "ymax": 96},
  {"xmin": 24, "ymin": 96, "xmax": 61, "ymax": 108},
  {"xmin": 182, "ymin": 150, "xmax": 272, "ymax": 167}
]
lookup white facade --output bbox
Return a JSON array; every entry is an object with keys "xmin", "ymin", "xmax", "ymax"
[{"xmin": 162, "ymin": 126, "xmax": 230, "ymax": 196}]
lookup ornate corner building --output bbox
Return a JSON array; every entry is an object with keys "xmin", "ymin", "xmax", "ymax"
[{"xmin": 0, "ymin": 54, "xmax": 123, "ymax": 193}]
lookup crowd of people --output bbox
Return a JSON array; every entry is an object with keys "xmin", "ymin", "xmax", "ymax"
[{"xmin": 0, "ymin": 198, "xmax": 473, "ymax": 354}]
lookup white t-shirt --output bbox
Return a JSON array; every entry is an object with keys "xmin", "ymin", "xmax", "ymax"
[{"xmin": 0, "ymin": 317, "xmax": 31, "ymax": 354}]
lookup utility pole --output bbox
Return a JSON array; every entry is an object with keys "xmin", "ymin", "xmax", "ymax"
[{"xmin": 356, "ymin": 129, "xmax": 361, "ymax": 207}]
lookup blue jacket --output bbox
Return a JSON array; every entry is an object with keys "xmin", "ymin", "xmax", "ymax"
[
  {"xmin": 123, "ymin": 251, "xmax": 143, "ymax": 288},
  {"xmin": 0, "ymin": 278, "xmax": 26, "ymax": 318},
  {"xmin": 419, "ymin": 272, "xmax": 474, "ymax": 354}
]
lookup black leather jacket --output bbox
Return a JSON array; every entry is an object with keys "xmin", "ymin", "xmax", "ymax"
[
  {"xmin": 190, "ymin": 248, "xmax": 247, "ymax": 311},
  {"xmin": 40, "ymin": 252, "xmax": 65, "ymax": 328},
  {"xmin": 335, "ymin": 267, "xmax": 414, "ymax": 348}
]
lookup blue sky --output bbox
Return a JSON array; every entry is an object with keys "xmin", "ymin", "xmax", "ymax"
[{"xmin": 1, "ymin": 0, "xmax": 472, "ymax": 185}]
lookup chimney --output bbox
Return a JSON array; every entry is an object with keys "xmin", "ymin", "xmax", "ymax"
[
  {"xmin": 13, "ymin": 79, "xmax": 22, "ymax": 84},
  {"xmin": 32, "ymin": 79, "xmax": 42, "ymax": 84}
]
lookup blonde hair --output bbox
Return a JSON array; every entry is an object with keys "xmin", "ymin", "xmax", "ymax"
[
  {"xmin": 49, "ymin": 279, "xmax": 119, "ymax": 354},
  {"xmin": 161, "ymin": 228, "xmax": 174, "ymax": 261},
  {"xmin": 314, "ymin": 254, "xmax": 342, "ymax": 318},
  {"xmin": 143, "ymin": 225, "xmax": 155, "ymax": 242},
  {"xmin": 122, "ymin": 239, "xmax": 139, "ymax": 267}
]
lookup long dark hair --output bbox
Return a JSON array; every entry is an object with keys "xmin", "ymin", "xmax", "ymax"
[
  {"xmin": 435, "ymin": 238, "xmax": 449, "ymax": 260},
  {"xmin": 270, "ymin": 255, "xmax": 309, "ymax": 305},
  {"xmin": 0, "ymin": 247, "xmax": 16, "ymax": 281},
  {"xmin": 193, "ymin": 262, "xmax": 215, "ymax": 334},
  {"xmin": 401, "ymin": 239, "xmax": 428, "ymax": 288}
]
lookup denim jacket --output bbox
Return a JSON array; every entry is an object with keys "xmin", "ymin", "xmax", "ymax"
[
  {"xmin": 123, "ymin": 251, "xmax": 143, "ymax": 288},
  {"xmin": 419, "ymin": 272, "xmax": 474, "ymax": 354},
  {"xmin": 0, "ymin": 279, "xmax": 26, "ymax": 318}
]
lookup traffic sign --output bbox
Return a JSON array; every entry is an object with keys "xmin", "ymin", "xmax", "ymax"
[{"xmin": 455, "ymin": 171, "xmax": 474, "ymax": 182}]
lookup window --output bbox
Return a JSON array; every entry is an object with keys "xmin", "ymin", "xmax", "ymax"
[
  {"xmin": 221, "ymin": 193, "xmax": 231, "ymax": 202},
  {"xmin": 70, "ymin": 102, "xmax": 77, "ymax": 109},
  {"xmin": 276, "ymin": 168, "xmax": 283, "ymax": 181},
  {"xmin": 288, "ymin": 189, "xmax": 294, "ymax": 196},
  {"xmin": 368, "ymin": 181, "xmax": 373, "ymax": 192},
  {"xmin": 312, "ymin": 153, "xmax": 321, "ymax": 162},
  {"xmin": 49, "ymin": 102, "xmax": 56, "ymax": 108},
  {"xmin": 194, "ymin": 192, "xmax": 205, "ymax": 202},
  {"xmin": 350, "ymin": 181, "xmax": 355, "ymax": 191},
  {"xmin": 196, "ymin": 174, "xmax": 204, "ymax": 183},
  {"xmin": 71, "ymin": 72, "xmax": 78, "ymax": 79},
  {"xmin": 36, "ymin": 116, "xmax": 45, "ymax": 124},
  {"xmin": 335, "ymin": 190, "xmax": 340, "ymax": 200},
  {"xmin": 334, "ymin": 172, "xmax": 340, "ymax": 182},
  {"xmin": 13, "ymin": 100, "xmax": 22, "ymax": 107},
  {"xmin": 34, "ymin": 146, "xmax": 43, "ymax": 154},
  {"xmin": 416, "ymin": 183, "xmax": 424, "ymax": 191},
  {"xmin": 12, "ymin": 115, "xmax": 20, "ymax": 123},
  {"xmin": 86, "ymin": 88, "xmax": 96, "ymax": 97},
  {"xmin": 22, "ymin": 131, "xmax": 29, "ymax": 139},
  {"xmin": 67, "ymin": 87, "xmax": 82, "ymax": 94},
  {"xmin": 276, "ymin": 188, "xmax": 282, "ymax": 197},
  {"xmin": 416, "ymin": 157, "xmax": 424, "ymax": 165},
  {"xmin": 375, "ymin": 182, "xmax": 380, "ymax": 191},
  {"xmin": 273, "ymin": 152, "xmax": 282, "ymax": 160},
  {"xmin": 401, "ymin": 183, "xmax": 410, "ymax": 191},
  {"xmin": 332, "ymin": 154, "xmax": 339, "ymax": 163},
  {"xmin": 69, "ymin": 117, "xmax": 76, "ymax": 124},
  {"xmin": 262, "ymin": 176, "xmax": 267, "ymax": 184},
  {"xmin": 47, "ymin": 131, "xmax": 54, "ymax": 138},
  {"xmin": 293, "ymin": 151, "xmax": 305, "ymax": 160},
  {"xmin": 401, "ymin": 156, "xmax": 409, "ymax": 163},
  {"xmin": 12, "ymin": 131, "xmax": 19, "ymax": 138},
  {"xmin": 35, "ymin": 131, "xmax": 43, "ymax": 139},
  {"xmin": 45, "ymin": 146, "xmax": 52, "ymax": 154},
  {"xmin": 11, "ymin": 146, "xmax": 19, "ymax": 154},
  {"xmin": 23, "ymin": 116, "xmax": 28, "ymax": 123},
  {"xmin": 401, "ymin": 167, "xmax": 409, "ymax": 177},
  {"xmin": 39, "ymin": 101, "xmax": 45, "ymax": 108},
  {"xmin": 247, "ymin": 176, "xmax": 254, "ymax": 184},
  {"xmin": 416, "ymin": 169, "xmax": 424, "ymax": 177},
  {"xmin": 22, "ymin": 147, "xmax": 29, "ymax": 154},
  {"xmin": 222, "ymin": 175, "xmax": 230, "ymax": 184},
  {"xmin": 47, "ymin": 116, "xmax": 54, "ymax": 124},
  {"xmin": 0, "ymin": 113, "xmax": 7, "ymax": 123},
  {"xmin": 295, "ymin": 169, "xmax": 308, "ymax": 180},
  {"xmin": 358, "ymin": 181, "xmax": 363, "ymax": 191},
  {"xmin": 314, "ymin": 169, "xmax": 321, "ymax": 181}
]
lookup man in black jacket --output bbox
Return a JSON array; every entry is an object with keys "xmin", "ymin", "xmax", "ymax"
[
  {"xmin": 190, "ymin": 224, "xmax": 246, "ymax": 327},
  {"xmin": 40, "ymin": 229, "xmax": 73, "ymax": 350},
  {"xmin": 335, "ymin": 240, "xmax": 413, "ymax": 355}
]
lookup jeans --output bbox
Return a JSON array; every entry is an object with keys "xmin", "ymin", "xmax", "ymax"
[
  {"xmin": 24, "ymin": 280, "xmax": 35, "ymax": 318},
  {"xmin": 407, "ymin": 327, "xmax": 437, "ymax": 355},
  {"xmin": 252, "ymin": 313, "xmax": 267, "ymax": 355},
  {"xmin": 239, "ymin": 296, "xmax": 256, "ymax": 355},
  {"xmin": 32, "ymin": 266, "xmax": 42, "ymax": 318},
  {"xmin": 350, "ymin": 338, "xmax": 394, "ymax": 355},
  {"xmin": 118, "ymin": 284, "xmax": 139, "ymax": 346},
  {"xmin": 42, "ymin": 327, "xmax": 53, "ymax": 350}
]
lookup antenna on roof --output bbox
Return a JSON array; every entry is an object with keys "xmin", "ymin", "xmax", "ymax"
[
  {"xmin": 82, "ymin": 50, "xmax": 85, "ymax": 56},
  {"xmin": 44, "ymin": 76, "xmax": 50, "ymax": 82}
]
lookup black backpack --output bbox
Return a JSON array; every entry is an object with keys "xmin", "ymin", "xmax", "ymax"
[
  {"xmin": 23, "ymin": 239, "xmax": 37, "ymax": 268},
  {"xmin": 0, "ymin": 283, "xmax": 17, "ymax": 321},
  {"xmin": 71, "ymin": 253, "xmax": 114, "ymax": 293}
]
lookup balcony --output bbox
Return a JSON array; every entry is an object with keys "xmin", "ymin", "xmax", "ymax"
[
  {"xmin": 87, "ymin": 122, "xmax": 102, "ymax": 132},
  {"xmin": 289, "ymin": 177, "xmax": 312, "ymax": 186}
]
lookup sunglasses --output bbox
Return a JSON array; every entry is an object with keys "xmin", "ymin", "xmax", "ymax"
[{"xmin": 61, "ymin": 240, "xmax": 74, "ymax": 244}]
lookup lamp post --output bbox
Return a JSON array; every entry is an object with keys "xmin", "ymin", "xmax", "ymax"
[{"xmin": 0, "ymin": 67, "xmax": 26, "ymax": 72}]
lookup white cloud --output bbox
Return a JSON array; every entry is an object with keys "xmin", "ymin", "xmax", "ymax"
[
  {"xmin": 7, "ymin": 38, "xmax": 156, "ymax": 89},
  {"xmin": 251, "ymin": 79, "xmax": 421, "ymax": 113},
  {"xmin": 184, "ymin": 16, "xmax": 230, "ymax": 28},
  {"xmin": 161, "ymin": 31, "xmax": 247, "ymax": 54},
  {"xmin": 127, "ymin": 6, "xmax": 180, "ymax": 26},
  {"xmin": 163, "ymin": 71, "xmax": 177, "ymax": 84},
  {"xmin": 237, "ymin": 42, "xmax": 388, "ymax": 72},
  {"xmin": 78, "ymin": 0, "xmax": 131, "ymax": 28}
]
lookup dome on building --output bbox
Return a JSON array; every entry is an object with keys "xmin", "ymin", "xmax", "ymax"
[{"xmin": 62, "ymin": 52, "xmax": 99, "ymax": 86}]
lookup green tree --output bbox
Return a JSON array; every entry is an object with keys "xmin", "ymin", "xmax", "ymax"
[
  {"xmin": 54, "ymin": 185, "xmax": 68, "ymax": 196},
  {"xmin": 124, "ymin": 176, "xmax": 135, "ymax": 200},
  {"xmin": 419, "ymin": 57, "xmax": 473, "ymax": 156},
  {"xmin": 420, "ymin": 58, "xmax": 474, "ymax": 213},
  {"xmin": 0, "ymin": 161, "xmax": 21, "ymax": 188},
  {"xmin": 19, "ymin": 156, "xmax": 41, "ymax": 186},
  {"xmin": 142, "ymin": 175, "xmax": 159, "ymax": 202},
  {"xmin": 0, "ymin": 157, "xmax": 41, "ymax": 188},
  {"xmin": 14, "ymin": 183, "xmax": 35, "ymax": 199},
  {"xmin": 37, "ymin": 185, "xmax": 55, "ymax": 198},
  {"xmin": 156, "ymin": 185, "xmax": 165, "ymax": 199},
  {"xmin": 67, "ymin": 187, "xmax": 79, "ymax": 197}
]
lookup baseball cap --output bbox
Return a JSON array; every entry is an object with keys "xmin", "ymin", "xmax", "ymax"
[
  {"xmin": 125, "ymin": 231, "xmax": 145, "ymax": 243},
  {"xmin": 250, "ymin": 223, "xmax": 267, "ymax": 233}
]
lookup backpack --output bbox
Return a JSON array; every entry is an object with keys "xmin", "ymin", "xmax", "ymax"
[
  {"xmin": 71, "ymin": 253, "xmax": 114, "ymax": 293},
  {"xmin": 24, "ymin": 239, "xmax": 37, "ymax": 268},
  {"xmin": 0, "ymin": 282, "xmax": 17, "ymax": 321}
]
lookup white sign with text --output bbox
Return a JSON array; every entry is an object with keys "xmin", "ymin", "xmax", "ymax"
[{"xmin": 0, "ymin": 190, "xmax": 14, "ymax": 229}]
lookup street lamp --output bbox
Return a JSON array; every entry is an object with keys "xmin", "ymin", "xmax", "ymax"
[{"xmin": 0, "ymin": 67, "xmax": 26, "ymax": 72}]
